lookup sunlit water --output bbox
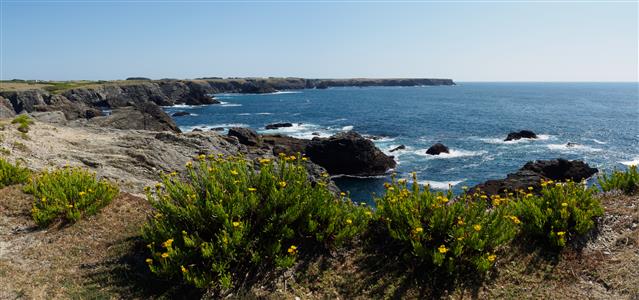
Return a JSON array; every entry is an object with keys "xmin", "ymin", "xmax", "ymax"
[{"xmin": 165, "ymin": 83, "xmax": 639, "ymax": 203}]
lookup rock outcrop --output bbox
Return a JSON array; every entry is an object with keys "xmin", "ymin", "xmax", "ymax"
[
  {"xmin": 172, "ymin": 111, "xmax": 191, "ymax": 117},
  {"xmin": 89, "ymin": 102, "xmax": 181, "ymax": 133},
  {"xmin": 305, "ymin": 131, "xmax": 396, "ymax": 176},
  {"xmin": 471, "ymin": 158, "xmax": 598, "ymax": 196},
  {"xmin": 265, "ymin": 122, "xmax": 293, "ymax": 130},
  {"xmin": 505, "ymin": 130, "xmax": 537, "ymax": 141},
  {"xmin": 0, "ymin": 96, "xmax": 15, "ymax": 118},
  {"xmin": 228, "ymin": 127, "xmax": 261, "ymax": 146},
  {"xmin": 389, "ymin": 145, "xmax": 406, "ymax": 152},
  {"xmin": 426, "ymin": 143, "xmax": 449, "ymax": 155}
]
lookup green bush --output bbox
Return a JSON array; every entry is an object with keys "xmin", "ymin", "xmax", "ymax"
[
  {"xmin": 11, "ymin": 114, "xmax": 34, "ymax": 133},
  {"xmin": 0, "ymin": 157, "xmax": 30, "ymax": 188},
  {"xmin": 374, "ymin": 175, "xmax": 520, "ymax": 273},
  {"xmin": 142, "ymin": 154, "xmax": 370, "ymax": 289},
  {"xmin": 513, "ymin": 180, "xmax": 603, "ymax": 248},
  {"xmin": 598, "ymin": 166, "xmax": 639, "ymax": 195},
  {"xmin": 24, "ymin": 166, "xmax": 119, "ymax": 227}
]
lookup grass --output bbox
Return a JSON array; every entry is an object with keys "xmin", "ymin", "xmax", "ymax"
[
  {"xmin": 11, "ymin": 114, "xmax": 33, "ymax": 133},
  {"xmin": 0, "ymin": 157, "xmax": 30, "ymax": 188}
]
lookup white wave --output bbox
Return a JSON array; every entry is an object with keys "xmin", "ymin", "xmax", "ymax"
[
  {"xmin": 331, "ymin": 174, "xmax": 388, "ymax": 179},
  {"xmin": 417, "ymin": 179, "xmax": 464, "ymax": 190},
  {"xmin": 329, "ymin": 118, "xmax": 348, "ymax": 122},
  {"xmin": 179, "ymin": 123, "xmax": 248, "ymax": 132},
  {"xmin": 165, "ymin": 104, "xmax": 199, "ymax": 109},
  {"xmin": 342, "ymin": 125, "xmax": 354, "ymax": 131},
  {"xmin": 256, "ymin": 112, "xmax": 273, "ymax": 115},
  {"xmin": 270, "ymin": 91, "xmax": 301, "ymax": 95},
  {"xmin": 591, "ymin": 139, "xmax": 607, "ymax": 145},
  {"xmin": 475, "ymin": 134, "xmax": 554, "ymax": 144},
  {"xmin": 414, "ymin": 149, "xmax": 487, "ymax": 159},
  {"xmin": 219, "ymin": 101, "xmax": 242, "ymax": 107},
  {"xmin": 257, "ymin": 123, "xmax": 333, "ymax": 140},
  {"xmin": 370, "ymin": 136, "xmax": 396, "ymax": 143},
  {"xmin": 381, "ymin": 144, "xmax": 412, "ymax": 156},
  {"xmin": 620, "ymin": 158, "xmax": 639, "ymax": 166},
  {"xmin": 547, "ymin": 143, "xmax": 602, "ymax": 152}
]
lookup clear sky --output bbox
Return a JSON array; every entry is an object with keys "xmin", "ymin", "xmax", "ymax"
[{"xmin": 1, "ymin": 1, "xmax": 637, "ymax": 81}]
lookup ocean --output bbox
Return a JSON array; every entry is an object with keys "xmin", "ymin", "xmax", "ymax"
[{"xmin": 164, "ymin": 82, "xmax": 639, "ymax": 203}]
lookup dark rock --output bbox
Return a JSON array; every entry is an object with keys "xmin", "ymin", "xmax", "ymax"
[
  {"xmin": 211, "ymin": 127, "xmax": 224, "ymax": 131},
  {"xmin": 265, "ymin": 122, "xmax": 293, "ymax": 130},
  {"xmin": 425, "ymin": 143, "xmax": 450, "ymax": 155},
  {"xmin": 311, "ymin": 132, "xmax": 320, "ymax": 136},
  {"xmin": 172, "ymin": 111, "xmax": 191, "ymax": 117},
  {"xmin": 192, "ymin": 128, "xmax": 202, "ymax": 132},
  {"xmin": 316, "ymin": 82, "xmax": 329, "ymax": 89},
  {"xmin": 505, "ymin": 130, "xmax": 537, "ymax": 141},
  {"xmin": 0, "ymin": 96, "xmax": 16, "ymax": 118},
  {"xmin": 389, "ymin": 145, "xmax": 406, "ymax": 152},
  {"xmin": 305, "ymin": 131, "xmax": 396, "ymax": 176},
  {"xmin": 471, "ymin": 158, "xmax": 598, "ymax": 196},
  {"xmin": 89, "ymin": 101, "xmax": 181, "ymax": 133},
  {"xmin": 566, "ymin": 142, "xmax": 578, "ymax": 148},
  {"xmin": 85, "ymin": 108, "xmax": 102, "ymax": 119},
  {"xmin": 228, "ymin": 127, "xmax": 261, "ymax": 146},
  {"xmin": 262, "ymin": 134, "xmax": 309, "ymax": 156}
]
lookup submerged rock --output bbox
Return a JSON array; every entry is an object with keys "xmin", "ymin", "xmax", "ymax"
[
  {"xmin": 505, "ymin": 130, "xmax": 537, "ymax": 141},
  {"xmin": 426, "ymin": 143, "xmax": 450, "ymax": 155},
  {"xmin": 389, "ymin": 145, "xmax": 406, "ymax": 152},
  {"xmin": 172, "ymin": 111, "xmax": 191, "ymax": 117},
  {"xmin": 265, "ymin": 122, "xmax": 293, "ymax": 130},
  {"xmin": 471, "ymin": 158, "xmax": 598, "ymax": 196}
]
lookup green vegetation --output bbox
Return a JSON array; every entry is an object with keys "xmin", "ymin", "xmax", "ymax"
[
  {"xmin": 0, "ymin": 157, "xmax": 30, "ymax": 188},
  {"xmin": 24, "ymin": 166, "xmax": 119, "ymax": 227},
  {"xmin": 142, "ymin": 154, "xmax": 370, "ymax": 289},
  {"xmin": 41, "ymin": 81, "xmax": 104, "ymax": 94},
  {"xmin": 598, "ymin": 166, "xmax": 639, "ymax": 195},
  {"xmin": 374, "ymin": 175, "xmax": 519, "ymax": 273},
  {"xmin": 512, "ymin": 180, "xmax": 603, "ymax": 248},
  {"xmin": 11, "ymin": 114, "xmax": 33, "ymax": 133}
]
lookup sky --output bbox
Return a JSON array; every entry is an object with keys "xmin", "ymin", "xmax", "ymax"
[{"xmin": 1, "ymin": 1, "xmax": 637, "ymax": 81}]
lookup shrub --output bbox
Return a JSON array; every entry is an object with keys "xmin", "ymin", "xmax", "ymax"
[
  {"xmin": 24, "ymin": 166, "xmax": 119, "ymax": 227},
  {"xmin": 374, "ymin": 175, "xmax": 520, "ymax": 273},
  {"xmin": 11, "ymin": 114, "xmax": 34, "ymax": 133},
  {"xmin": 142, "ymin": 154, "xmax": 370, "ymax": 289},
  {"xmin": 0, "ymin": 157, "xmax": 30, "ymax": 188},
  {"xmin": 598, "ymin": 166, "xmax": 639, "ymax": 195},
  {"xmin": 512, "ymin": 180, "xmax": 603, "ymax": 248}
]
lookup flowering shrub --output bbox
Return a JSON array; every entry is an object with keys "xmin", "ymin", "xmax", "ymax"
[
  {"xmin": 0, "ymin": 157, "xmax": 30, "ymax": 188},
  {"xmin": 142, "ymin": 154, "xmax": 370, "ymax": 289},
  {"xmin": 24, "ymin": 166, "xmax": 119, "ymax": 227},
  {"xmin": 374, "ymin": 175, "xmax": 519, "ymax": 273},
  {"xmin": 598, "ymin": 166, "xmax": 639, "ymax": 195},
  {"xmin": 512, "ymin": 180, "xmax": 603, "ymax": 247}
]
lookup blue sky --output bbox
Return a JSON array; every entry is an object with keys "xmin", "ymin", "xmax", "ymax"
[{"xmin": 1, "ymin": 1, "xmax": 637, "ymax": 81}]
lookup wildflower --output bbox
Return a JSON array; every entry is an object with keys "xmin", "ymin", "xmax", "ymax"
[
  {"xmin": 144, "ymin": 186, "xmax": 151, "ymax": 193},
  {"xmin": 155, "ymin": 183, "xmax": 162, "ymax": 189},
  {"xmin": 232, "ymin": 221, "xmax": 241, "ymax": 227},
  {"xmin": 414, "ymin": 227, "xmax": 423, "ymax": 234},
  {"xmin": 288, "ymin": 155, "xmax": 297, "ymax": 161},
  {"xmin": 248, "ymin": 187, "xmax": 257, "ymax": 192},
  {"xmin": 185, "ymin": 161, "xmax": 193, "ymax": 169},
  {"xmin": 198, "ymin": 154, "xmax": 206, "ymax": 161},
  {"xmin": 480, "ymin": 195, "xmax": 488, "ymax": 200},
  {"xmin": 162, "ymin": 239, "xmax": 174, "ymax": 248},
  {"xmin": 457, "ymin": 237, "xmax": 464, "ymax": 241},
  {"xmin": 561, "ymin": 202, "xmax": 568, "ymax": 207},
  {"xmin": 287, "ymin": 245, "xmax": 298, "ymax": 255},
  {"xmin": 398, "ymin": 179, "xmax": 407, "ymax": 184},
  {"xmin": 208, "ymin": 167, "xmax": 214, "ymax": 172},
  {"xmin": 346, "ymin": 219, "xmax": 353, "ymax": 225},
  {"xmin": 321, "ymin": 172, "xmax": 329, "ymax": 177},
  {"xmin": 509, "ymin": 216, "xmax": 521, "ymax": 224},
  {"xmin": 154, "ymin": 213, "xmax": 163, "ymax": 219},
  {"xmin": 41, "ymin": 197, "xmax": 46, "ymax": 203},
  {"xmin": 526, "ymin": 193, "xmax": 533, "ymax": 198},
  {"xmin": 181, "ymin": 265, "xmax": 187, "ymax": 273},
  {"xmin": 340, "ymin": 192, "xmax": 346, "ymax": 197},
  {"xmin": 301, "ymin": 157, "xmax": 308, "ymax": 161},
  {"xmin": 278, "ymin": 181, "xmax": 287, "ymax": 188},
  {"xmin": 473, "ymin": 224, "xmax": 482, "ymax": 232},
  {"xmin": 488, "ymin": 254, "xmax": 496, "ymax": 262},
  {"xmin": 492, "ymin": 198, "xmax": 501, "ymax": 206},
  {"xmin": 66, "ymin": 204, "xmax": 74, "ymax": 208},
  {"xmin": 161, "ymin": 252, "xmax": 169, "ymax": 258},
  {"xmin": 438, "ymin": 245, "xmax": 448, "ymax": 254},
  {"xmin": 230, "ymin": 170, "xmax": 239, "ymax": 176},
  {"xmin": 365, "ymin": 211, "xmax": 373, "ymax": 217},
  {"xmin": 146, "ymin": 258, "xmax": 153, "ymax": 264},
  {"xmin": 259, "ymin": 158, "xmax": 271, "ymax": 164},
  {"xmin": 170, "ymin": 171, "xmax": 178, "ymax": 177},
  {"xmin": 528, "ymin": 186, "xmax": 533, "ymax": 191},
  {"xmin": 457, "ymin": 218, "xmax": 465, "ymax": 225},
  {"xmin": 79, "ymin": 191, "xmax": 87, "ymax": 197},
  {"xmin": 557, "ymin": 231, "xmax": 565, "ymax": 237}
]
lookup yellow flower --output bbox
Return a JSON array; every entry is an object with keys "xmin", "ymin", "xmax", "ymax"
[
  {"xmin": 473, "ymin": 224, "xmax": 482, "ymax": 232},
  {"xmin": 181, "ymin": 265, "xmax": 187, "ymax": 273},
  {"xmin": 248, "ymin": 187, "xmax": 257, "ymax": 192},
  {"xmin": 155, "ymin": 183, "xmax": 162, "ymax": 189},
  {"xmin": 161, "ymin": 252, "xmax": 169, "ymax": 258},
  {"xmin": 198, "ymin": 154, "xmax": 206, "ymax": 161},
  {"xmin": 557, "ymin": 231, "xmax": 565, "ymax": 237},
  {"xmin": 528, "ymin": 186, "xmax": 533, "ymax": 191},
  {"xmin": 288, "ymin": 155, "xmax": 297, "ymax": 161},
  {"xmin": 66, "ymin": 204, "xmax": 74, "ymax": 208},
  {"xmin": 79, "ymin": 191, "xmax": 87, "ymax": 197},
  {"xmin": 146, "ymin": 258, "xmax": 153, "ymax": 264},
  {"xmin": 163, "ymin": 239, "xmax": 174, "ymax": 248},
  {"xmin": 230, "ymin": 170, "xmax": 239, "ymax": 176},
  {"xmin": 278, "ymin": 181, "xmax": 287, "ymax": 188},
  {"xmin": 457, "ymin": 218, "xmax": 465, "ymax": 225},
  {"xmin": 185, "ymin": 161, "xmax": 193, "ymax": 169},
  {"xmin": 526, "ymin": 193, "xmax": 533, "ymax": 198},
  {"xmin": 480, "ymin": 195, "xmax": 488, "ymax": 200},
  {"xmin": 346, "ymin": 219, "xmax": 353, "ymax": 225},
  {"xmin": 365, "ymin": 211, "xmax": 373, "ymax": 217},
  {"xmin": 259, "ymin": 158, "xmax": 271, "ymax": 164},
  {"xmin": 287, "ymin": 245, "xmax": 298, "ymax": 255},
  {"xmin": 488, "ymin": 254, "xmax": 496, "ymax": 262},
  {"xmin": 561, "ymin": 202, "xmax": 568, "ymax": 207},
  {"xmin": 340, "ymin": 192, "xmax": 346, "ymax": 196},
  {"xmin": 414, "ymin": 227, "xmax": 423, "ymax": 234},
  {"xmin": 301, "ymin": 157, "xmax": 308, "ymax": 161},
  {"xmin": 41, "ymin": 197, "xmax": 47, "ymax": 203},
  {"xmin": 438, "ymin": 245, "xmax": 448, "ymax": 254},
  {"xmin": 509, "ymin": 216, "xmax": 521, "ymax": 225},
  {"xmin": 232, "ymin": 221, "xmax": 241, "ymax": 227},
  {"xmin": 170, "ymin": 171, "xmax": 178, "ymax": 177},
  {"xmin": 321, "ymin": 172, "xmax": 329, "ymax": 177},
  {"xmin": 398, "ymin": 179, "xmax": 407, "ymax": 184}
]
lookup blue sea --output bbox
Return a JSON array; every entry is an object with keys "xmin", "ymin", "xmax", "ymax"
[{"xmin": 164, "ymin": 83, "xmax": 639, "ymax": 203}]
